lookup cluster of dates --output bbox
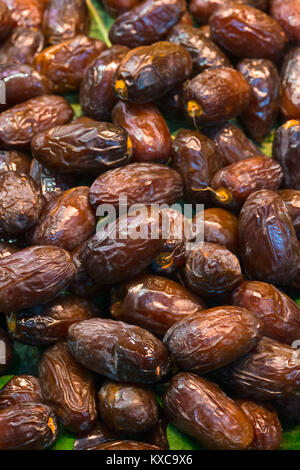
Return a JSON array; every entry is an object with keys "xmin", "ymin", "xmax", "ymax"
[{"xmin": 0, "ymin": 0, "xmax": 300, "ymax": 452}]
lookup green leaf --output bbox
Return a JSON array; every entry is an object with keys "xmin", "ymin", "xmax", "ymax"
[
  {"xmin": 167, "ymin": 424, "xmax": 202, "ymax": 450},
  {"xmin": 281, "ymin": 425, "xmax": 300, "ymax": 450},
  {"xmin": 0, "ymin": 375, "xmax": 13, "ymax": 390},
  {"xmin": 50, "ymin": 424, "xmax": 76, "ymax": 451}
]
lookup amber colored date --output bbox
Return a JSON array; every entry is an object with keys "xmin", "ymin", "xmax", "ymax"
[
  {"xmin": 273, "ymin": 121, "xmax": 300, "ymax": 190},
  {"xmin": 30, "ymin": 159, "xmax": 77, "ymax": 202},
  {"xmin": 0, "ymin": 375, "xmax": 42, "ymax": 410},
  {"xmin": 0, "ymin": 329, "xmax": 13, "ymax": 374},
  {"xmin": 279, "ymin": 190, "xmax": 300, "ymax": 238},
  {"xmin": 0, "ymin": 27, "xmax": 44, "ymax": 65},
  {"xmin": 0, "ymin": 150, "xmax": 31, "ymax": 174}
]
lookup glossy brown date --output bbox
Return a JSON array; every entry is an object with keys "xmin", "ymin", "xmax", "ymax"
[
  {"xmin": 112, "ymin": 101, "xmax": 172, "ymax": 163},
  {"xmin": 0, "ymin": 245, "xmax": 76, "ymax": 313},
  {"xmin": 210, "ymin": 4, "xmax": 287, "ymax": 61},
  {"xmin": 111, "ymin": 274, "xmax": 206, "ymax": 337},
  {"xmin": 237, "ymin": 59, "xmax": 280, "ymax": 142},
  {"xmin": 0, "ymin": 1, "xmax": 14, "ymax": 40},
  {"xmin": 2, "ymin": 0, "xmax": 46, "ymax": 29},
  {"xmin": 109, "ymin": 0, "xmax": 186, "ymax": 47},
  {"xmin": 163, "ymin": 373, "xmax": 253, "ymax": 450},
  {"xmin": 30, "ymin": 159, "xmax": 77, "ymax": 202},
  {"xmin": 0, "ymin": 329, "xmax": 13, "ymax": 374},
  {"xmin": 239, "ymin": 190, "xmax": 299, "ymax": 285},
  {"xmin": 0, "ymin": 150, "xmax": 31, "ymax": 174},
  {"xmin": 271, "ymin": 0, "xmax": 300, "ymax": 44},
  {"xmin": 182, "ymin": 67, "xmax": 251, "ymax": 126},
  {"xmin": 67, "ymin": 318, "xmax": 171, "ymax": 383},
  {"xmin": 89, "ymin": 441, "xmax": 162, "ymax": 450},
  {"xmin": 39, "ymin": 342, "xmax": 97, "ymax": 433},
  {"xmin": 43, "ymin": 0, "xmax": 90, "ymax": 45},
  {"xmin": 113, "ymin": 41, "xmax": 192, "ymax": 104},
  {"xmin": 80, "ymin": 45, "xmax": 129, "ymax": 122},
  {"xmin": 74, "ymin": 421, "xmax": 119, "ymax": 450},
  {"xmin": 69, "ymin": 244, "xmax": 99, "ymax": 298},
  {"xmin": 0, "ymin": 27, "xmax": 44, "ymax": 65},
  {"xmin": 32, "ymin": 117, "xmax": 132, "ymax": 175},
  {"xmin": 102, "ymin": 0, "xmax": 140, "ymax": 18},
  {"xmin": 279, "ymin": 190, "xmax": 300, "ymax": 238},
  {"xmin": 279, "ymin": 48, "xmax": 300, "ymax": 120},
  {"xmin": 34, "ymin": 36, "xmax": 107, "ymax": 93},
  {"xmin": 0, "ymin": 402, "xmax": 58, "ymax": 450},
  {"xmin": 0, "ymin": 375, "xmax": 42, "ymax": 410},
  {"xmin": 273, "ymin": 121, "xmax": 300, "ymax": 190},
  {"xmin": 197, "ymin": 208, "xmax": 239, "ymax": 254},
  {"xmin": 7, "ymin": 294, "xmax": 101, "ymax": 346},
  {"xmin": 189, "ymin": 0, "xmax": 269, "ymax": 25},
  {"xmin": 98, "ymin": 380, "xmax": 159, "ymax": 434},
  {"xmin": 164, "ymin": 306, "xmax": 261, "ymax": 374}
]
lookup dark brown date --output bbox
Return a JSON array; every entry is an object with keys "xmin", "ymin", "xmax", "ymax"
[
  {"xmin": 182, "ymin": 67, "xmax": 251, "ymax": 126},
  {"xmin": 102, "ymin": 0, "xmax": 140, "ymax": 18},
  {"xmin": 164, "ymin": 306, "xmax": 261, "ymax": 374},
  {"xmin": 80, "ymin": 45, "xmax": 129, "ymax": 122},
  {"xmin": 43, "ymin": 0, "xmax": 90, "ymax": 45},
  {"xmin": 279, "ymin": 48, "xmax": 300, "ymax": 120},
  {"xmin": 34, "ymin": 36, "xmax": 107, "ymax": 93},
  {"xmin": 0, "ymin": 245, "xmax": 76, "ymax": 313},
  {"xmin": 112, "ymin": 101, "xmax": 172, "ymax": 163},
  {"xmin": 189, "ymin": 0, "xmax": 269, "ymax": 25},
  {"xmin": 111, "ymin": 274, "xmax": 206, "ymax": 337},
  {"xmin": 2, "ymin": 0, "xmax": 46, "ymax": 29},
  {"xmin": 0, "ymin": 27, "xmax": 44, "ymax": 65},
  {"xmin": 32, "ymin": 117, "xmax": 132, "ymax": 174},
  {"xmin": 274, "ymin": 393, "xmax": 300, "ymax": 424},
  {"xmin": 89, "ymin": 441, "xmax": 162, "ymax": 450},
  {"xmin": 109, "ymin": 0, "xmax": 186, "ymax": 47},
  {"xmin": 271, "ymin": 0, "xmax": 300, "ymax": 44},
  {"xmin": 74, "ymin": 421, "xmax": 119, "ymax": 450},
  {"xmin": 68, "ymin": 318, "xmax": 171, "ymax": 383},
  {"xmin": 0, "ymin": 241, "xmax": 20, "ymax": 259},
  {"xmin": 0, "ymin": 1, "xmax": 14, "ymax": 40},
  {"xmin": 143, "ymin": 417, "xmax": 169, "ymax": 449},
  {"xmin": 197, "ymin": 207, "xmax": 239, "ymax": 254},
  {"xmin": 0, "ymin": 402, "xmax": 58, "ymax": 450},
  {"xmin": 237, "ymin": 59, "xmax": 280, "ymax": 142},
  {"xmin": 69, "ymin": 244, "xmax": 99, "ymax": 298},
  {"xmin": 163, "ymin": 373, "xmax": 253, "ymax": 450},
  {"xmin": 39, "ymin": 342, "xmax": 97, "ymax": 433},
  {"xmin": 239, "ymin": 190, "xmax": 299, "ymax": 285},
  {"xmin": 210, "ymin": 4, "xmax": 287, "ymax": 61},
  {"xmin": 7, "ymin": 294, "xmax": 101, "ymax": 346},
  {"xmin": 0, "ymin": 375, "xmax": 42, "ymax": 410},
  {"xmin": 273, "ymin": 120, "xmax": 300, "ymax": 189},
  {"xmin": 236, "ymin": 400, "xmax": 282, "ymax": 450},
  {"xmin": 0, "ymin": 328, "xmax": 13, "ymax": 374},
  {"xmin": 0, "ymin": 150, "xmax": 31, "ymax": 174},
  {"xmin": 279, "ymin": 190, "xmax": 300, "ymax": 238},
  {"xmin": 113, "ymin": 41, "xmax": 192, "ymax": 104},
  {"xmin": 184, "ymin": 242, "xmax": 243, "ymax": 298},
  {"xmin": 155, "ymin": 86, "xmax": 183, "ymax": 118},
  {"xmin": 98, "ymin": 380, "xmax": 159, "ymax": 434},
  {"xmin": 0, "ymin": 95, "xmax": 74, "ymax": 150}
]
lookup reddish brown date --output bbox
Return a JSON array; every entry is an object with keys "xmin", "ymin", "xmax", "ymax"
[
  {"xmin": 2, "ymin": 0, "xmax": 46, "ymax": 29},
  {"xmin": 273, "ymin": 120, "xmax": 300, "ymax": 190},
  {"xmin": 113, "ymin": 42, "xmax": 192, "ymax": 104},
  {"xmin": 67, "ymin": 318, "xmax": 171, "ymax": 383},
  {"xmin": 111, "ymin": 274, "xmax": 206, "ymax": 337},
  {"xmin": 80, "ymin": 45, "xmax": 129, "ymax": 122},
  {"xmin": 0, "ymin": 27, "xmax": 44, "ymax": 65},
  {"xmin": 198, "ymin": 208, "xmax": 239, "ymax": 254},
  {"xmin": 0, "ymin": 1, "xmax": 14, "ymax": 40},
  {"xmin": 102, "ymin": 0, "xmax": 140, "ymax": 18},
  {"xmin": 39, "ymin": 342, "xmax": 97, "ymax": 433},
  {"xmin": 0, "ymin": 245, "xmax": 76, "ymax": 313},
  {"xmin": 34, "ymin": 36, "xmax": 107, "ymax": 93},
  {"xmin": 0, "ymin": 375, "xmax": 42, "ymax": 410},
  {"xmin": 32, "ymin": 117, "xmax": 132, "ymax": 174},
  {"xmin": 43, "ymin": 0, "xmax": 90, "ymax": 45},
  {"xmin": 89, "ymin": 441, "xmax": 162, "ymax": 450},
  {"xmin": 239, "ymin": 190, "xmax": 299, "ymax": 285},
  {"xmin": 109, "ymin": 0, "xmax": 186, "ymax": 47},
  {"xmin": 98, "ymin": 381, "xmax": 159, "ymax": 434},
  {"xmin": 210, "ymin": 4, "xmax": 287, "ymax": 61},
  {"xmin": 189, "ymin": 0, "xmax": 269, "ymax": 25},
  {"xmin": 0, "ymin": 403, "xmax": 58, "ymax": 450},
  {"xmin": 279, "ymin": 190, "xmax": 300, "ymax": 238},
  {"xmin": 0, "ymin": 150, "xmax": 31, "ymax": 174},
  {"xmin": 271, "ymin": 0, "xmax": 300, "ymax": 44},
  {"xmin": 164, "ymin": 306, "xmax": 261, "ymax": 374},
  {"xmin": 112, "ymin": 102, "xmax": 172, "ymax": 163},
  {"xmin": 163, "ymin": 373, "xmax": 253, "ymax": 450},
  {"xmin": 0, "ymin": 329, "xmax": 13, "ymax": 374},
  {"xmin": 279, "ymin": 48, "xmax": 300, "ymax": 120},
  {"xmin": 30, "ymin": 159, "xmax": 77, "ymax": 202}
]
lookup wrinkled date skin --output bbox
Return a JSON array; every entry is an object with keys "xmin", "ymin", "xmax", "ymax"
[
  {"xmin": 273, "ymin": 121, "xmax": 300, "ymax": 189},
  {"xmin": 43, "ymin": 0, "xmax": 90, "ymax": 45},
  {"xmin": 239, "ymin": 190, "xmax": 299, "ymax": 286},
  {"xmin": 198, "ymin": 208, "xmax": 239, "ymax": 254},
  {"xmin": 0, "ymin": 27, "xmax": 44, "ymax": 65},
  {"xmin": 0, "ymin": 1, "xmax": 14, "ymax": 40},
  {"xmin": 210, "ymin": 4, "xmax": 287, "ymax": 61},
  {"xmin": 237, "ymin": 59, "xmax": 280, "ymax": 142},
  {"xmin": 0, "ymin": 375, "xmax": 42, "ymax": 410},
  {"xmin": 28, "ymin": 186, "xmax": 96, "ymax": 251},
  {"xmin": 182, "ymin": 67, "xmax": 251, "ymax": 126},
  {"xmin": 189, "ymin": 0, "xmax": 269, "ymax": 25},
  {"xmin": 0, "ymin": 245, "xmax": 76, "ymax": 313},
  {"xmin": 211, "ymin": 156, "xmax": 283, "ymax": 210},
  {"xmin": 0, "ymin": 64, "xmax": 53, "ymax": 112},
  {"xmin": 7, "ymin": 294, "xmax": 101, "ymax": 345},
  {"xmin": 2, "ymin": 0, "xmax": 46, "ymax": 29},
  {"xmin": 39, "ymin": 342, "xmax": 97, "ymax": 433},
  {"xmin": 67, "ymin": 318, "xmax": 172, "ymax": 383},
  {"xmin": 167, "ymin": 24, "xmax": 231, "ymax": 75},
  {"xmin": 32, "ymin": 117, "xmax": 132, "ymax": 175},
  {"xmin": 112, "ymin": 101, "xmax": 172, "ymax": 163},
  {"xmin": 30, "ymin": 159, "xmax": 77, "ymax": 202},
  {"xmin": 0, "ymin": 329, "xmax": 13, "ymax": 374},
  {"xmin": 89, "ymin": 163, "xmax": 183, "ymax": 209},
  {"xmin": 98, "ymin": 380, "xmax": 159, "ymax": 434},
  {"xmin": 0, "ymin": 150, "xmax": 31, "ymax": 174},
  {"xmin": 0, "ymin": 95, "xmax": 74, "ymax": 150},
  {"xmin": 279, "ymin": 190, "xmax": 300, "ymax": 238},
  {"xmin": 0, "ymin": 171, "xmax": 44, "ymax": 235},
  {"xmin": 236, "ymin": 400, "xmax": 282, "ymax": 450},
  {"xmin": 80, "ymin": 45, "xmax": 129, "ymax": 122},
  {"xmin": 172, "ymin": 129, "xmax": 222, "ymax": 204},
  {"xmin": 113, "ymin": 41, "xmax": 192, "ymax": 104},
  {"xmin": 233, "ymin": 281, "xmax": 300, "ymax": 345},
  {"xmin": 34, "ymin": 36, "xmax": 107, "ymax": 93},
  {"xmin": 109, "ymin": 0, "xmax": 186, "ymax": 47},
  {"xmin": 0, "ymin": 402, "xmax": 58, "ymax": 450},
  {"xmin": 103, "ymin": 0, "xmax": 140, "ymax": 18},
  {"xmin": 279, "ymin": 48, "xmax": 300, "ymax": 120},
  {"xmin": 163, "ymin": 373, "xmax": 253, "ymax": 450},
  {"xmin": 184, "ymin": 242, "xmax": 243, "ymax": 298},
  {"xmin": 111, "ymin": 274, "xmax": 206, "ymax": 337},
  {"xmin": 271, "ymin": 0, "xmax": 300, "ymax": 44},
  {"xmin": 90, "ymin": 441, "xmax": 162, "ymax": 450},
  {"xmin": 215, "ymin": 336, "xmax": 300, "ymax": 400},
  {"xmin": 69, "ymin": 244, "xmax": 99, "ymax": 298},
  {"xmin": 164, "ymin": 306, "xmax": 262, "ymax": 374}
]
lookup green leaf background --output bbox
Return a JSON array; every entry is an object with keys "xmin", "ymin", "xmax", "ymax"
[{"xmin": 1, "ymin": 0, "xmax": 299, "ymax": 451}]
